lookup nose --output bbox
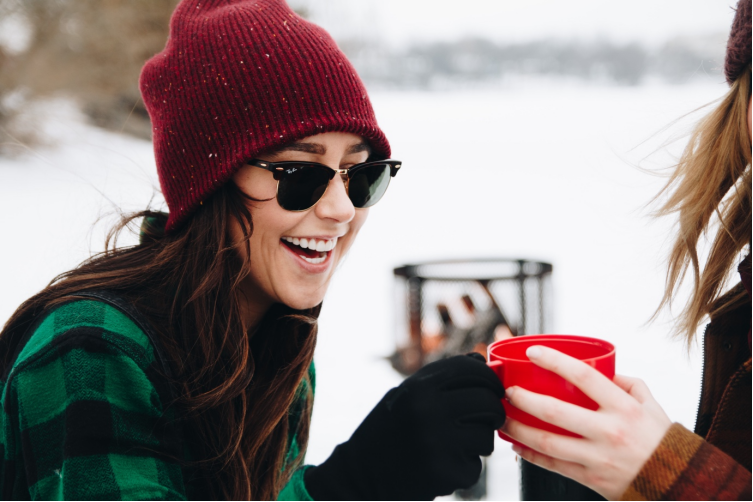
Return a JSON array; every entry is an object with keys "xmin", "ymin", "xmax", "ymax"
[{"xmin": 314, "ymin": 173, "xmax": 355, "ymax": 223}]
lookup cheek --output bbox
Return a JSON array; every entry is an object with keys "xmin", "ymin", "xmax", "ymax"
[
  {"xmin": 233, "ymin": 166, "xmax": 277, "ymax": 201},
  {"xmin": 352, "ymin": 208, "xmax": 369, "ymax": 233},
  {"xmin": 248, "ymin": 203, "xmax": 300, "ymax": 249},
  {"xmin": 244, "ymin": 204, "xmax": 304, "ymax": 296},
  {"xmin": 339, "ymin": 208, "xmax": 369, "ymax": 253}
]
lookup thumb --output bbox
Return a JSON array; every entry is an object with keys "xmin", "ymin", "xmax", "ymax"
[{"xmin": 613, "ymin": 374, "xmax": 653, "ymax": 404}]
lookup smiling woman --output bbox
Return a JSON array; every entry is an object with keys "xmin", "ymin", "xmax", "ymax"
[
  {"xmin": 230, "ymin": 133, "xmax": 375, "ymax": 317},
  {"xmin": 0, "ymin": 0, "xmax": 506, "ymax": 500}
]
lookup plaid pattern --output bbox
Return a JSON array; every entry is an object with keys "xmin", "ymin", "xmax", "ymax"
[
  {"xmin": 278, "ymin": 466, "xmax": 313, "ymax": 501},
  {"xmin": 622, "ymin": 277, "xmax": 751, "ymax": 501},
  {"xmin": 0, "ymin": 300, "xmax": 313, "ymax": 500},
  {"xmin": 621, "ymin": 423, "xmax": 752, "ymax": 501}
]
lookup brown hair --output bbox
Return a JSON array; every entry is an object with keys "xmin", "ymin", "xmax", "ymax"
[
  {"xmin": 655, "ymin": 65, "xmax": 751, "ymax": 345},
  {"xmin": 0, "ymin": 182, "xmax": 317, "ymax": 500}
]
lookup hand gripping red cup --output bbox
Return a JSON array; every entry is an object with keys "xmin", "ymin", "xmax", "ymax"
[{"xmin": 486, "ymin": 334, "xmax": 615, "ymax": 445}]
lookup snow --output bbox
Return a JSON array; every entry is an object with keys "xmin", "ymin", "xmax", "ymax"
[
  {"xmin": 0, "ymin": 80, "xmax": 726, "ymax": 499},
  {"xmin": 307, "ymin": 0, "xmax": 736, "ymax": 49},
  {"xmin": 0, "ymin": 12, "xmax": 33, "ymax": 55}
]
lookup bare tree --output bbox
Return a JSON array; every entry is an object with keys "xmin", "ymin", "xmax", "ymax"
[
  {"xmin": 0, "ymin": 0, "xmax": 179, "ymax": 152},
  {"xmin": 0, "ymin": 0, "xmax": 317, "ymax": 155}
]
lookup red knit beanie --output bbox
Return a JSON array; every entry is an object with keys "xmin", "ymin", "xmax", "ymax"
[
  {"xmin": 725, "ymin": 0, "xmax": 751, "ymax": 84},
  {"xmin": 140, "ymin": 0, "xmax": 391, "ymax": 232}
]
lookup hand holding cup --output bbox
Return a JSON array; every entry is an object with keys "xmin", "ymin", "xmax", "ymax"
[{"xmin": 498, "ymin": 342, "xmax": 671, "ymax": 500}]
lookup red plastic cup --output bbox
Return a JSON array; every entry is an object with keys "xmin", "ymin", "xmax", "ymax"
[{"xmin": 487, "ymin": 334, "xmax": 615, "ymax": 445}]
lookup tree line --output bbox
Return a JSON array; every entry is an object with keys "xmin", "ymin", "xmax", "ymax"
[
  {"xmin": 341, "ymin": 36, "xmax": 724, "ymax": 89},
  {"xmin": 0, "ymin": 0, "xmax": 724, "ymax": 155}
]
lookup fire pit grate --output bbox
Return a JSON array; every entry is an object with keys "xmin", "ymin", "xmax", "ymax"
[{"xmin": 390, "ymin": 258, "xmax": 553, "ymax": 376}]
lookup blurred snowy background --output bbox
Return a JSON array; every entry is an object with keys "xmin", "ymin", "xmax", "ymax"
[{"xmin": 0, "ymin": 0, "xmax": 742, "ymax": 499}]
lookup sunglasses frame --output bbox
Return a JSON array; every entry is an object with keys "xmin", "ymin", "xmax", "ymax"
[{"xmin": 248, "ymin": 158, "xmax": 402, "ymax": 211}]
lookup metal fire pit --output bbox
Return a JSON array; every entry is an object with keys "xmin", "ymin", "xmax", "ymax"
[
  {"xmin": 390, "ymin": 258, "xmax": 603, "ymax": 501},
  {"xmin": 390, "ymin": 258, "xmax": 553, "ymax": 376}
]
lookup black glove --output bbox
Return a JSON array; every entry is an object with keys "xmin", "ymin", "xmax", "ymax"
[{"xmin": 304, "ymin": 353, "xmax": 506, "ymax": 500}]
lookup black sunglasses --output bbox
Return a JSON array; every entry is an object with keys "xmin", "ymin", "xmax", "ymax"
[{"xmin": 248, "ymin": 158, "xmax": 402, "ymax": 211}]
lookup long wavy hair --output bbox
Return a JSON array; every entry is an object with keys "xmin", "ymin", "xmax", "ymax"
[
  {"xmin": 0, "ymin": 182, "xmax": 318, "ymax": 500},
  {"xmin": 655, "ymin": 64, "xmax": 751, "ymax": 345}
]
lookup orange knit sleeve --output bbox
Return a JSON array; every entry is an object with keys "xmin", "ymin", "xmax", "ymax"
[{"xmin": 620, "ymin": 423, "xmax": 751, "ymax": 501}]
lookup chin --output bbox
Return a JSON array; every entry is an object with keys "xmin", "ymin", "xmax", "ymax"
[{"xmin": 281, "ymin": 293, "xmax": 325, "ymax": 311}]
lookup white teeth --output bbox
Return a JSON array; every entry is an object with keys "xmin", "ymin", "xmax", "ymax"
[
  {"xmin": 282, "ymin": 236, "xmax": 338, "ymax": 255},
  {"xmin": 301, "ymin": 255, "xmax": 327, "ymax": 264}
]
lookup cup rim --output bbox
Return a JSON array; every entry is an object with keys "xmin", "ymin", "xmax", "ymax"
[{"xmin": 487, "ymin": 334, "xmax": 615, "ymax": 363}]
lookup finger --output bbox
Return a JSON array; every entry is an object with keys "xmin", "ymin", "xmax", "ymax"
[
  {"xmin": 504, "ymin": 385, "xmax": 597, "ymax": 438},
  {"xmin": 613, "ymin": 374, "xmax": 652, "ymax": 404},
  {"xmin": 614, "ymin": 374, "xmax": 670, "ymax": 424},
  {"xmin": 454, "ymin": 455, "xmax": 483, "ymax": 491},
  {"xmin": 501, "ymin": 417, "xmax": 595, "ymax": 466},
  {"xmin": 457, "ymin": 424, "xmax": 496, "ymax": 457},
  {"xmin": 438, "ymin": 357, "xmax": 505, "ymax": 397},
  {"xmin": 425, "ymin": 452, "xmax": 481, "ymax": 497},
  {"xmin": 512, "ymin": 444, "xmax": 589, "ymax": 486},
  {"xmin": 526, "ymin": 345, "xmax": 626, "ymax": 409},
  {"xmin": 446, "ymin": 388, "xmax": 506, "ymax": 429}
]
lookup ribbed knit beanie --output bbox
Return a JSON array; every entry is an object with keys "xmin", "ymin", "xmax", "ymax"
[
  {"xmin": 140, "ymin": 0, "xmax": 390, "ymax": 232},
  {"xmin": 725, "ymin": 0, "xmax": 751, "ymax": 84}
]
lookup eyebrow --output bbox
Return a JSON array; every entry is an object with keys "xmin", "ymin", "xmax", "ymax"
[
  {"xmin": 276, "ymin": 142, "xmax": 326, "ymax": 155},
  {"xmin": 346, "ymin": 142, "xmax": 371, "ymax": 155},
  {"xmin": 273, "ymin": 141, "xmax": 371, "ymax": 157}
]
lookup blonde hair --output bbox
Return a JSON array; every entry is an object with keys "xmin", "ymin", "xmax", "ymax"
[{"xmin": 656, "ymin": 65, "xmax": 751, "ymax": 345}]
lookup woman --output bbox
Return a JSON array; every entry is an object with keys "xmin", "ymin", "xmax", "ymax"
[
  {"xmin": 0, "ymin": 1, "xmax": 505, "ymax": 500},
  {"xmin": 502, "ymin": 1, "xmax": 751, "ymax": 500}
]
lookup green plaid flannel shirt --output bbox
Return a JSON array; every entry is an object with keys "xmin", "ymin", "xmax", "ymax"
[{"xmin": 0, "ymin": 299, "xmax": 314, "ymax": 500}]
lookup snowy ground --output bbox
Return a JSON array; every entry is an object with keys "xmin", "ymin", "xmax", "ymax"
[{"xmin": 0, "ymin": 79, "xmax": 727, "ymax": 499}]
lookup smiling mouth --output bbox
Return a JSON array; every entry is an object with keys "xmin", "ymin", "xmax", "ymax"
[{"xmin": 281, "ymin": 236, "xmax": 337, "ymax": 265}]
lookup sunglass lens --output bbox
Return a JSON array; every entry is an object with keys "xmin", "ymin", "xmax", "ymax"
[
  {"xmin": 348, "ymin": 164, "xmax": 391, "ymax": 208},
  {"xmin": 277, "ymin": 165, "xmax": 333, "ymax": 211}
]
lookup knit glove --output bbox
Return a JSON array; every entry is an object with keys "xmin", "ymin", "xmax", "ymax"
[{"xmin": 304, "ymin": 354, "xmax": 506, "ymax": 500}]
